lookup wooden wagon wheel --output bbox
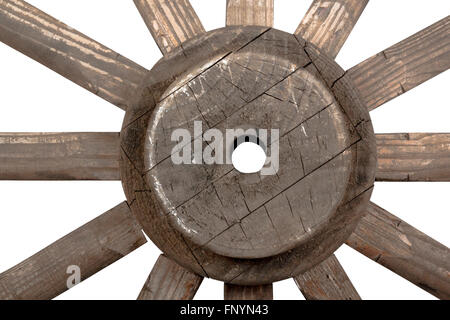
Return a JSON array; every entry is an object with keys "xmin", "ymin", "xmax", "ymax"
[{"xmin": 0, "ymin": 0, "xmax": 448, "ymax": 300}]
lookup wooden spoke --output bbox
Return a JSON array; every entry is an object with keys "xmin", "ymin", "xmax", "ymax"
[
  {"xmin": 294, "ymin": 254, "xmax": 361, "ymax": 300},
  {"xmin": 295, "ymin": 0, "xmax": 369, "ymax": 58},
  {"xmin": 138, "ymin": 255, "xmax": 203, "ymax": 300},
  {"xmin": 348, "ymin": 15, "xmax": 450, "ymax": 112},
  {"xmin": 0, "ymin": 133, "xmax": 120, "ymax": 180},
  {"xmin": 0, "ymin": 0, "xmax": 147, "ymax": 110},
  {"xmin": 224, "ymin": 284, "xmax": 273, "ymax": 300},
  {"xmin": 226, "ymin": 0, "xmax": 274, "ymax": 27},
  {"xmin": 376, "ymin": 133, "xmax": 450, "ymax": 182},
  {"xmin": 134, "ymin": 0, "xmax": 205, "ymax": 55},
  {"xmin": 0, "ymin": 202, "xmax": 146, "ymax": 300},
  {"xmin": 347, "ymin": 202, "xmax": 450, "ymax": 300}
]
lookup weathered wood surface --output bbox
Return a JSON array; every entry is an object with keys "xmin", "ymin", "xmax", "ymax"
[
  {"xmin": 121, "ymin": 27, "xmax": 376, "ymax": 285},
  {"xmin": 138, "ymin": 255, "xmax": 203, "ymax": 300},
  {"xmin": 294, "ymin": 254, "xmax": 360, "ymax": 300},
  {"xmin": 295, "ymin": 0, "xmax": 369, "ymax": 58},
  {"xmin": 348, "ymin": 15, "xmax": 450, "ymax": 111},
  {"xmin": 224, "ymin": 283, "xmax": 273, "ymax": 300},
  {"xmin": 0, "ymin": 133, "xmax": 120, "ymax": 180},
  {"xmin": 134, "ymin": 0, "xmax": 205, "ymax": 55},
  {"xmin": 0, "ymin": 202, "xmax": 146, "ymax": 300},
  {"xmin": 0, "ymin": 0, "xmax": 147, "ymax": 110},
  {"xmin": 226, "ymin": 0, "xmax": 274, "ymax": 27},
  {"xmin": 145, "ymin": 29, "xmax": 368, "ymax": 260},
  {"xmin": 376, "ymin": 133, "xmax": 450, "ymax": 182},
  {"xmin": 347, "ymin": 202, "xmax": 450, "ymax": 300}
]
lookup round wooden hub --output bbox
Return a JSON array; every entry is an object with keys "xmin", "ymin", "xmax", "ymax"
[
  {"xmin": 120, "ymin": 27, "xmax": 376, "ymax": 284},
  {"xmin": 147, "ymin": 60, "xmax": 358, "ymax": 259}
]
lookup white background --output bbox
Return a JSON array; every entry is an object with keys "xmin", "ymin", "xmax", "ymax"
[{"xmin": 0, "ymin": 0, "xmax": 449, "ymax": 300}]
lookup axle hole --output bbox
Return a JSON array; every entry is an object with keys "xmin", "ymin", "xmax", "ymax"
[{"xmin": 232, "ymin": 142, "xmax": 266, "ymax": 174}]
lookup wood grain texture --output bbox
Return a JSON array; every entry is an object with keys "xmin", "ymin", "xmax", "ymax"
[
  {"xmin": 138, "ymin": 255, "xmax": 203, "ymax": 300},
  {"xmin": 134, "ymin": 0, "xmax": 205, "ymax": 55},
  {"xmin": 121, "ymin": 27, "xmax": 376, "ymax": 285},
  {"xmin": 347, "ymin": 202, "xmax": 450, "ymax": 300},
  {"xmin": 376, "ymin": 133, "xmax": 450, "ymax": 182},
  {"xmin": 146, "ymin": 46, "xmax": 360, "ymax": 260},
  {"xmin": 224, "ymin": 283, "xmax": 273, "ymax": 300},
  {"xmin": 0, "ymin": 133, "xmax": 120, "ymax": 180},
  {"xmin": 294, "ymin": 254, "xmax": 360, "ymax": 300},
  {"xmin": 0, "ymin": 0, "xmax": 147, "ymax": 110},
  {"xmin": 295, "ymin": 0, "xmax": 368, "ymax": 58},
  {"xmin": 0, "ymin": 202, "xmax": 146, "ymax": 300},
  {"xmin": 145, "ymin": 28, "xmax": 365, "ymax": 261},
  {"xmin": 348, "ymin": 15, "xmax": 450, "ymax": 111},
  {"xmin": 226, "ymin": 0, "xmax": 274, "ymax": 27}
]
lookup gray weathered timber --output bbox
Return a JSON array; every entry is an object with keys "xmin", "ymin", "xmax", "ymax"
[
  {"xmin": 0, "ymin": 133, "xmax": 120, "ymax": 180},
  {"xmin": 226, "ymin": 0, "xmax": 274, "ymax": 27},
  {"xmin": 0, "ymin": 202, "xmax": 146, "ymax": 300},
  {"xmin": 347, "ymin": 202, "xmax": 450, "ymax": 300},
  {"xmin": 134, "ymin": 0, "xmax": 205, "ymax": 55},
  {"xmin": 295, "ymin": 0, "xmax": 369, "ymax": 58},
  {"xmin": 348, "ymin": 15, "xmax": 450, "ymax": 111},
  {"xmin": 376, "ymin": 133, "xmax": 450, "ymax": 182},
  {"xmin": 138, "ymin": 255, "xmax": 203, "ymax": 300},
  {"xmin": 294, "ymin": 254, "xmax": 361, "ymax": 300},
  {"xmin": 0, "ymin": 0, "xmax": 147, "ymax": 110},
  {"xmin": 224, "ymin": 284, "xmax": 273, "ymax": 300},
  {"xmin": 145, "ymin": 29, "xmax": 363, "ymax": 260},
  {"xmin": 121, "ymin": 27, "xmax": 376, "ymax": 285}
]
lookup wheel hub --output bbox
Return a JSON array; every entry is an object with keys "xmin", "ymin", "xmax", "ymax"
[{"xmin": 120, "ymin": 26, "xmax": 376, "ymax": 284}]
